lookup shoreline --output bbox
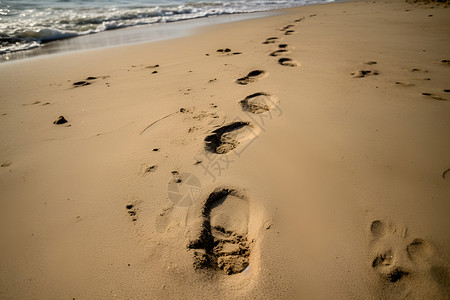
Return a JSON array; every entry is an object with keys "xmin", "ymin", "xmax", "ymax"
[
  {"xmin": 0, "ymin": 0, "xmax": 354, "ymax": 64},
  {"xmin": 1, "ymin": 0, "xmax": 449, "ymax": 298},
  {"xmin": 0, "ymin": 10, "xmax": 280, "ymax": 63},
  {"xmin": 2, "ymin": 0, "xmax": 334, "ymax": 62}
]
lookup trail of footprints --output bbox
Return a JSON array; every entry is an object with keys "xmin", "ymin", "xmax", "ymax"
[
  {"xmin": 185, "ymin": 16, "xmax": 311, "ymax": 275},
  {"xmin": 240, "ymin": 92, "xmax": 277, "ymax": 114},
  {"xmin": 190, "ymin": 15, "xmax": 449, "ymax": 282},
  {"xmin": 235, "ymin": 70, "xmax": 267, "ymax": 85},
  {"xmin": 183, "ymin": 17, "xmax": 312, "ymax": 276},
  {"xmin": 204, "ymin": 122, "xmax": 251, "ymax": 154},
  {"xmin": 116, "ymin": 13, "xmax": 449, "ymax": 285},
  {"xmin": 206, "ymin": 18, "xmax": 305, "ymax": 157},
  {"xmin": 184, "ymin": 15, "xmax": 314, "ymax": 276},
  {"xmin": 262, "ymin": 21, "xmax": 301, "ymax": 67},
  {"xmin": 183, "ymin": 17, "xmax": 308, "ymax": 276}
]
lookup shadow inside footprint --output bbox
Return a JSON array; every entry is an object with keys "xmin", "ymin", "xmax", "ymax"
[
  {"xmin": 72, "ymin": 76, "xmax": 98, "ymax": 87},
  {"xmin": 395, "ymin": 81, "xmax": 415, "ymax": 87},
  {"xmin": 422, "ymin": 93, "xmax": 447, "ymax": 101},
  {"xmin": 236, "ymin": 70, "xmax": 266, "ymax": 85},
  {"xmin": 263, "ymin": 37, "xmax": 280, "ymax": 44},
  {"xmin": 372, "ymin": 249, "xmax": 410, "ymax": 282},
  {"xmin": 284, "ymin": 30, "xmax": 296, "ymax": 35},
  {"xmin": 1, "ymin": 161, "xmax": 12, "ymax": 167},
  {"xmin": 217, "ymin": 49, "xmax": 242, "ymax": 56},
  {"xmin": 204, "ymin": 122, "xmax": 251, "ymax": 154},
  {"xmin": 386, "ymin": 268, "xmax": 410, "ymax": 283},
  {"xmin": 370, "ymin": 220, "xmax": 386, "ymax": 239},
  {"xmin": 280, "ymin": 24, "xmax": 295, "ymax": 31},
  {"xmin": 370, "ymin": 220, "xmax": 412, "ymax": 282},
  {"xmin": 351, "ymin": 70, "xmax": 379, "ymax": 78},
  {"xmin": 270, "ymin": 49, "xmax": 289, "ymax": 57},
  {"xmin": 407, "ymin": 239, "xmax": 432, "ymax": 260},
  {"xmin": 73, "ymin": 81, "xmax": 91, "ymax": 87},
  {"xmin": 188, "ymin": 188, "xmax": 251, "ymax": 275},
  {"xmin": 278, "ymin": 58, "xmax": 299, "ymax": 67},
  {"xmin": 443, "ymin": 168, "xmax": 450, "ymax": 180},
  {"xmin": 410, "ymin": 68, "xmax": 428, "ymax": 73},
  {"xmin": 240, "ymin": 92, "xmax": 276, "ymax": 114}
]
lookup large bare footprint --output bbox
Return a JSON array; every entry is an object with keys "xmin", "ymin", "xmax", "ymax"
[
  {"xmin": 235, "ymin": 70, "xmax": 268, "ymax": 85},
  {"xmin": 240, "ymin": 92, "xmax": 278, "ymax": 114},
  {"xmin": 278, "ymin": 58, "xmax": 299, "ymax": 67},
  {"xmin": 187, "ymin": 188, "xmax": 253, "ymax": 275},
  {"xmin": 204, "ymin": 122, "xmax": 258, "ymax": 154}
]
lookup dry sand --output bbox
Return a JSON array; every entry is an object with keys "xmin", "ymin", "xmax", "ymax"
[{"xmin": 0, "ymin": 0, "xmax": 449, "ymax": 298}]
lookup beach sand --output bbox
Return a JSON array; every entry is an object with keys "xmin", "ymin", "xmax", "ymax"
[{"xmin": 0, "ymin": 0, "xmax": 449, "ymax": 298}]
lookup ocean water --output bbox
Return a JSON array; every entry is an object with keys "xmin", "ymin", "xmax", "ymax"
[{"xmin": 0, "ymin": 0, "xmax": 333, "ymax": 55}]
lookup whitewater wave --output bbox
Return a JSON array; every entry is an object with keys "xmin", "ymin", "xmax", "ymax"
[{"xmin": 0, "ymin": 0, "xmax": 332, "ymax": 54}]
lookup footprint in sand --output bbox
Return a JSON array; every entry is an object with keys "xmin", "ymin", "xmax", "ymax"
[
  {"xmin": 263, "ymin": 37, "xmax": 282, "ymax": 44},
  {"xmin": 187, "ymin": 188, "xmax": 254, "ymax": 275},
  {"xmin": 235, "ymin": 70, "xmax": 267, "ymax": 85},
  {"xmin": 369, "ymin": 220, "xmax": 450, "ymax": 298},
  {"xmin": 216, "ymin": 49, "xmax": 242, "ymax": 56},
  {"xmin": 410, "ymin": 68, "xmax": 428, "ymax": 73},
  {"xmin": 294, "ymin": 17, "xmax": 305, "ymax": 22},
  {"xmin": 440, "ymin": 59, "xmax": 450, "ymax": 65},
  {"xmin": 167, "ymin": 171, "xmax": 203, "ymax": 207},
  {"xmin": 270, "ymin": 49, "xmax": 290, "ymax": 57},
  {"xmin": 351, "ymin": 70, "xmax": 379, "ymax": 78},
  {"xmin": 395, "ymin": 81, "xmax": 415, "ymax": 87},
  {"xmin": 154, "ymin": 172, "xmax": 203, "ymax": 234},
  {"xmin": 442, "ymin": 168, "xmax": 450, "ymax": 180},
  {"xmin": 217, "ymin": 48, "xmax": 231, "ymax": 54},
  {"xmin": 1, "ymin": 161, "xmax": 12, "ymax": 168},
  {"xmin": 240, "ymin": 92, "xmax": 278, "ymax": 114},
  {"xmin": 422, "ymin": 92, "xmax": 447, "ymax": 101},
  {"xmin": 284, "ymin": 30, "xmax": 296, "ymax": 35},
  {"xmin": 204, "ymin": 121, "xmax": 256, "ymax": 154},
  {"xmin": 72, "ymin": 76, "xmax": 98, "ymax": 87},
  {"xmin": 72, "ymin": 76, "xmax": 109, "ymax": 87},
  {"xmin": 370, "ymin": 220, "xmax": 411, "ymax": 283},
  {"xmin": 125, "ymin": 200, "xmax": 141, "ymax": 222},
  {"xmin": 138, "ymin": 164, "xmax": 158, "ymax": 176},
  {"xmin": 278, "ymin": 58, "xmax": 300, "ymax": 67},
  {"xmin": 145, "ymin": 64, "xmax": 159, "ymax": 69},
  {"xmin": 145, "ymin": 65, "xmax": 159, "ymax": 74},
  {"xmin": 22, "ymin": 101, "xmax": 41, "ymax": 106},
  {"xmin": 280, "ymin": 24, "xmax": 295, "ymax": 31}
]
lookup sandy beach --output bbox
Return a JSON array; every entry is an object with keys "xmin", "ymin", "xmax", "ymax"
[{"xmin": 1, "ymin": 0, "xmax": 449, "ymax": 298}]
